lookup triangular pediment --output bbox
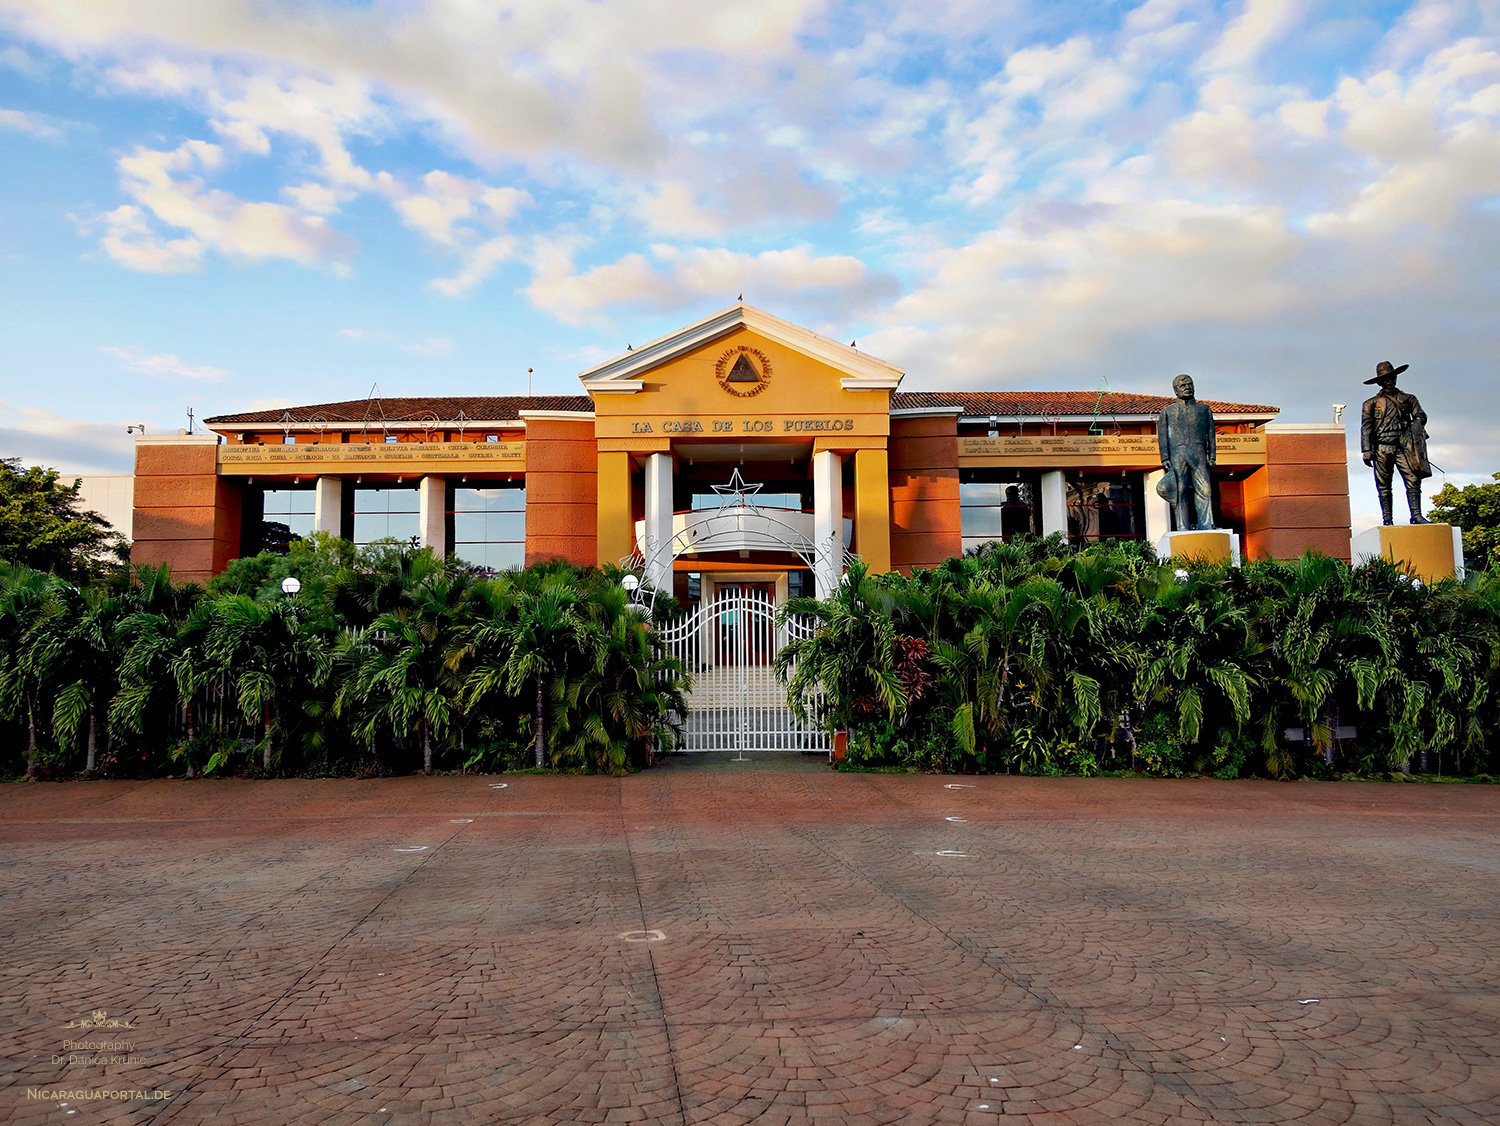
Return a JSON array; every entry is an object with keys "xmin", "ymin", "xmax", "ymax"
[{"xmin": 578, "ymin": 303, "xmax": 903, "ymax": 393}]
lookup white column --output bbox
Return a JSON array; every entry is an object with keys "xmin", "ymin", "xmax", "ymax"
[
  {"xmin": 813, "ymin": 450, "xmax": 843, "ymax": 598},
  {"xmin": 313, "ymin": 476, "xmax": 343, "ymax": 537},
  {"xmin": 1040, "ymin": 470, "xmax": 1068, "ymax": 539},
  {"xmin": 418, "ymin": 475, "xmax": 446, "ymax": 556},
  {"xmin": 643, "ymin": 451, "xmax": 674, "ymax": 591},
  {"xmin": 1144, "ymin": 468, "xmax": 1171, "ymax": 546}
]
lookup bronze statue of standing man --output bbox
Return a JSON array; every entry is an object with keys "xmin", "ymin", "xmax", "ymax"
[
  {"xmin": 1157, "ymin": 374, "xmax": 1217, "ymax": 531},
  {"xmin": 1360, "ymin": 360, "xmax": 1430, "ymax": 525}
]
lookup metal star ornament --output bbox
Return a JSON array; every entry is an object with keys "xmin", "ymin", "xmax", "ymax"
[{"xmin": 711, "ymin": 468, "xmax": 763, "ymax": 507}]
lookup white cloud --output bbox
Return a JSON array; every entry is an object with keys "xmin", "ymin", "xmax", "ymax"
[
  {"xmin": 525, "ymin": 242, "xmax": 898, "ymax": 325},
  {"xmin": 0, "ymin": 402, "xmax": 139, "ymax": 474},
  {"xmin": 1278, "ymin": 98, "xmax": 1329, "ymax": 138},
  {"xmin": 88, "ymin": 139, "xmax": 355, "ymax": 272},
  {"xmin": 208, "ymin": 72, "xmax": 385, "ymax": 192},
  {"xmin": 0, "ymin": 106, "xmax": 59, "ymax": 137},
  {"xmin": 1375, "ymin": 0, "xmax": 1469, "ymax": 70},
  {"xmin": 0, "ymin": 44, "xmax": 44, "ymax": 77},
  {"xmin": 87, "ymin": 204, "xmax": 204, "ymax": 272},
  {"xmin": 101, "ymin": 345, "xmax": 229, "ymax": 381},
  {"xmin": 868, "ymin": 199, "xmax": 1300, "ymax": 380},
  {"xmin": 394, "ymin": 173, "xmax": 533, "ymax": 296},
  {"xmin": 1166, "ymin": 105, "xmax": 1266, "ymax": 184},
  {"xmin": 634, "ymin": 181, "xmax": 729, "ymax": 238},
  {"xmin": 73, "ymin": 58, "xmax": 537, "ymax": 290},
  {"xmin": 2, "ymin": 0, "xmax": 820, "ymax": 169},
  {"xmin": 1309, "ymin": 118, "xmax": 1500, "ymax": 234},
  {"xmin": 993, "ymin": 34, "xmax": 1134, "ymax": 124},
  {"xmin": 426, "ymin": 236, "xmax": 521, "ymax": 297},
  {"xmin": 1301, "ymin": 48, "xmax": 1500, "ymax": 235},
  {"xmin": 393, "ymin": 171, "xmax": 530, "ymax": 249},
  {"xmin": 1200, "ymin": 0, "xmax": 1305, "ymax": 74},
  {"xmin": 1123, "ymin": 0, "xmax": 1204, "ymax": 35}
]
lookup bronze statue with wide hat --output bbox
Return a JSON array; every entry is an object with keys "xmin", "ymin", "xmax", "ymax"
[{"xmin": 1360, "ymin": 360, "xmax": 1430, "ymax": 525}]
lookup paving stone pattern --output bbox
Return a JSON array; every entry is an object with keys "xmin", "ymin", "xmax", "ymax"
[{"xmin": 2, "ymin": 763, "xmax": 1498, "ymax": 1124}]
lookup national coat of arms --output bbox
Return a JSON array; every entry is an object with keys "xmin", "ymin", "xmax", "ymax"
[{"xmin": 715, "ymin": 346, "xmax": 772, "ymax": 398}]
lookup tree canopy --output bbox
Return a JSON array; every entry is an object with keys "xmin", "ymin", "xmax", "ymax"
[
  {"xmin": 1431, "ymin": 472, "xmax": 1500, "ymax": 571},
  {"xmin": 0, "ymin": 459, "xmax": 123, "ymax": 582}
]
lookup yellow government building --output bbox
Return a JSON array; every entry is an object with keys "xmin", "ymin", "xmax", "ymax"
[{"xmin": 130, "ymin": 303, "xmax": 1352, "ymax": 599}]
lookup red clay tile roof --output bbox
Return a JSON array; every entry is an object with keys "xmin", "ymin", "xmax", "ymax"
[
  {"xmin": 205, "ymin": 396, "xmax": 594, "ymax": 425},
  {"xmin": 891, "ymin": 391, "xmax": 1278, "ymax": 417},
  {"xmin": 207, "ymin": 390, "xmax": 1279, "ymax": 427}
]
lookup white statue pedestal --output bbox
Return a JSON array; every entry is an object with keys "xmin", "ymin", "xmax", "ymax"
[
  {"xmin": 1157, "ymin": 529, "xmax": 1241, "ymax": 566},
  {"xmin": 1350, "ymin": 523, "xmax": 1464, "ymax": 582}
]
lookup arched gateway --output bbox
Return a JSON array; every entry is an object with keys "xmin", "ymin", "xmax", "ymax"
[
  {"xmin": 622, "ymin": 467, "xmax": 857, "ymax": 753},
  {"xmin": 584, "ymin": 306, "xmax": 902, "ymax": 753}
]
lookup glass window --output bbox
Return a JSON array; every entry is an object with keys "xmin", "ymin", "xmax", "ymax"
[
  {"xmin": 259, "ymin": 487, "xmax": 315, "ymax": 553},
  {"xmin": 451, "ymin": 485, "xmax": 525, "ymax": 572},
  {"xmin": 960, "ymin": 472, "xmax": 1038, "ymax": 552},
  {"xmin": 1066, "ymin": 473, "xmax": 1145, "ymax": 546},
  {"xmin": 384, "ymin": 434, "xmax": 399, "ymax": 444},
  {"xmin": 282, "ymin": 434, "xmax": 296, "ymax": 444},
  {"xmin": 690, "ymin": 490, "xmax": 806, "ymax": 512},
  {"xmin": 787, "ymin": 569, "xmax": 811, "ymax": 599},
  {"xmin": 353, "ymin": 487, "xmax": 420, "ymax": 545}
]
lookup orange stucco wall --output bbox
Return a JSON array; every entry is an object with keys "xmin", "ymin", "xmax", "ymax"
[
  {"xmin": 1243, "ymin": 430, "xmax": 1351, "ymax": 562},
  {"xmin": 523, "ymin": 418, "xmax": 598, "ymax": 567},
  {"xmin": 131, "ymin": 440, "xmax": 242, "ymax": 585},
  {"xmin": 889, "ymin": 414, "xmax": 961, "ymax": 573}
]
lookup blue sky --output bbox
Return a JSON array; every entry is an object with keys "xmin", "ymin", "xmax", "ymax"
[{"xmin": 1, "ymin": 0, "xmax": 1498, "ymax": 529}]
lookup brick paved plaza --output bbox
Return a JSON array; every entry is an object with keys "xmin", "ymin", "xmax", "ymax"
[{"xmin": 3, "ymin": 759, "xmax": 1498, "ymax": 1125}]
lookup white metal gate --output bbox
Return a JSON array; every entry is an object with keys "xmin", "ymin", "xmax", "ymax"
[{"xmin": 659, "ymin": 586, "xmax": 830, "ymax": 754}]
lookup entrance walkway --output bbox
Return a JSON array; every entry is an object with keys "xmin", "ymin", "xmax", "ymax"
[
  {"xmin": 3, "ymin": 773, "xmax": 1498, "ymax": 1124},
  {"xmin": 660, "ymin": 750, "xmax": 830, "ymax": 772}
]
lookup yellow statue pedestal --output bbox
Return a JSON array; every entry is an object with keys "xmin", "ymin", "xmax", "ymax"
[
  {"xmin": 1350, "ymin": 523, "xmax": 1464, "ymax": 582},
  {"xmin": 1156, "ymin": 530, "xmax": 1241, "ymax": 566}
]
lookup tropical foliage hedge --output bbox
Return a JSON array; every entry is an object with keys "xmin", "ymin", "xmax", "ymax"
[
  {"xmin": 779, "ymin": 536, "xmax": 1500, "ymax": 778},
  {"xmin": 6, "ymin": 529, "xmax": 1498, "ymax": 782},
  {"xmin": 0, "ymin": 535, "xmax": 686, "ymax": 779}
]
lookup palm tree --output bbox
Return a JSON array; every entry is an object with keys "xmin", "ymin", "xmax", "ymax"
[
  {"xmin": 548, "ymin": 581, "xmax": 688, "ymax": 773},
  {"xmin": 32, "ymin": 582, "xmax": 120, "ymax": 773},
  {"xmin": 102, "ymin": 565, "xmax": 204, "ymax": 774},
  {"xmin": 337, "ymin": 570, "xmax": 473, "ymax": 773},
  {"xmin": 1130, "ymin": 565, "xmax": 1261, "ymax": 766},
  {"xmin": 1344, "ymin": 559, "xmax": 1495, "ymax": 773},
  {"xmin": 938, "ymin": 574, "xmax": 1108, "ymax": 763},
  {"xmin": 777, "ymin": 560, "xmax": 916, "ymax": 732},
  {"xmin": 0, "ymin": 563, "xmax": 61, "ymax": 774},
  {"xmin": 455, "ymin": 566, "xmax": 599, "ymax": 768},
  {"xmin": 199, "ymin": 593, "xmax": 332, "ymax": 773}
]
